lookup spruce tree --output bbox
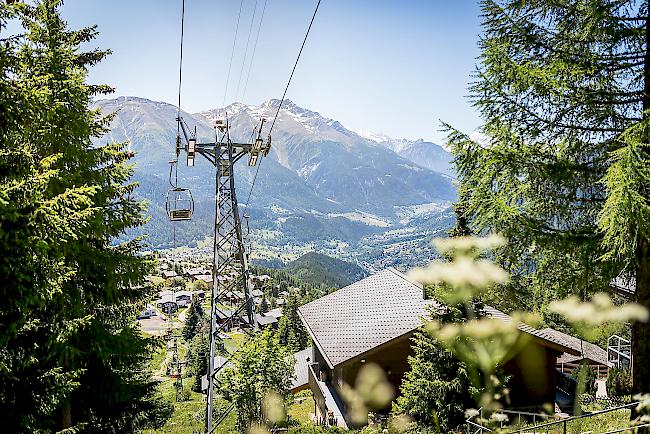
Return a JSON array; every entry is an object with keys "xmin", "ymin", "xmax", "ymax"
[
  {"xmin": 0, "ymin": 1, "xmax": 171, "ymax": 431},
  {"xmin": 219, "ymin": 330, "xmax": 294, "ymax": 432},
  {"xmin": 277, "ymin": 292, "xmax": 309, "ymax": 352},
  {"xmin": 393, "ymin": 307, "xmax": 479, "ymax": 431},
  {"xmin": 260, "ymin": 297, "xmax": 269, "ymax": 314},
  {"xmin": 183, "ymin": 297, "xmax": 204, "ymax": 342},
  {"xmin": 449, "ymin": 0, "xmax": 650, "ymax": 398}
]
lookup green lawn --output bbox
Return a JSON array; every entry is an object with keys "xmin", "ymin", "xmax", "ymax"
[
  {"xmin": 150, "ymin": 344, "xmax": 167, "ymax": 374},
  {"xmin": 143, "ymin": 379, "xmax": 236, "ymax": 434},
  {"xmin": 226, "ymin": 331, "xmax": 247, "ymax": 350},
  {"xmin": 288, "ymin": 390, "xmax": 314, "ymax": 424},
  {"xmin": 506, "ymin": 402, "xmax": 633, "ymax": 434}
]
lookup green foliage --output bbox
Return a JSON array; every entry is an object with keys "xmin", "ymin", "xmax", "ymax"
[
  {"xmin": 447, "ymin": 0, "xmax": 648, "ymax": 310},
  {"xmin": 571, "ymin": 363, "xmax": 597, "ymax": 396},
  {"xmin": 277, "ymin": 292, "xmax": 310, "ymax": 352},
  {"xmin": 187, "ymin": 326, "xmax": 209, "ymax": 393},
  {"xmin": 393, "ymin": 305, "xmax": 480, "ymax": 431},
  {"xmin": 447, "ymin": 0, "xmax": 650, "ymax": 395},
  {"xmin": 219, "ymin": 330, "xmax": 294, "ymax": 432},
  {"xmin": 284, "ymin": 252, "xmax": 368, "ymax": 288},
  {"xmin": 0, "ymin": 1, "xmax": 169, "ymax": 431},
  {"xmin": 192, "ymin": 279, "xmax": 209, "ymax": 292},
  {"xmin": 260, "ymin": 297, "xmax": 270, "ymax": 314},
  {"xmin": 182, "ymin": 297, "xmax": 204, "ymax": 342},
  {"xmin": 171, "ymin": 276, "xmax": 186, "ymax": 289},
  {"xmin": 606, "ymin": 367, "xmax": 632, "ymax": 397}
]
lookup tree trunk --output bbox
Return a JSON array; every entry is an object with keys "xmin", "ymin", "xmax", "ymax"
[
  {"xmin": 61, "ymin": 398, "xmax": 72, "ymax": 429},
  {"xmin": 632, "ymin": 5, "xmax": 650, "ymax": 420},
  {"xmin": 633, "ymin": 239, "xmax": 650, "ymax": 418}
]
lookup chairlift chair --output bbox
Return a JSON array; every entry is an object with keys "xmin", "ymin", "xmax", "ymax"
[{"xmin": 166, "ymin": 187, "xmax": 194, "ymax": 221}]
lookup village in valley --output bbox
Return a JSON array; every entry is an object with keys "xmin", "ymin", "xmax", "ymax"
[{"xmin": 139, "ymin": 242, "xmax": 636, "ymax": 433}]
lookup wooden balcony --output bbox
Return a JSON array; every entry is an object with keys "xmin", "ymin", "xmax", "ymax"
[{"xmin": 308, "ymin": 363, "xmax": 347, "ymax": 428}]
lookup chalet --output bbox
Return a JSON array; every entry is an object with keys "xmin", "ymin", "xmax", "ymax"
[
  {"xmin": 138, "ymin": 304, "xmax": 157, "ymax": 319},
  {"xmin": 266, "ymin": 307, "xmax": 283, "ymax": 320},
  {"xmin": 255, "ymin": 313, "xmax": 279, "ymax": 329},
  {"xmin": 194, "ymin": 274, "xmax": 213, "ymax": 289},
  {"xmin": 223, "ymin": 291, "xmax": 243, "ymax": 305},
  {"xmin": 541, "ymin": 328, "xmax": 611, "ymax": 378},
  {"xmin": 291, "ymin": 346, "xmax": 313, "ymax": 393},
  {"xmin": 175, "ymin": 290, "xmax": 193, "ymax": 306},
  {"xmin": 161, "ymin": 270, "xmax": 177, "ymax": 280},
  {"xmin": 185, "ymin": 267, "xmax": 208, "ymax": 279},
  {"xmin": 215, "ymin": 309, "xmax": 239, "ymax": 330},
  {"xmin": 156, "ymin": 294, "xmax": 178, "ymax": 313},
  {"xmin": 297, "ymin": 268, "xmax": 580, "ymax": 428}
]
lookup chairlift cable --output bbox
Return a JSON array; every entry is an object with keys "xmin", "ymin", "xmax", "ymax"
[
  {"xmin": 241, "ymin": 0, "xmax": 322, "ymax": 216},
  {"xmin": 241, "ymin": 0, "xmax": 268, "ymax": 102},
  {"xmin": 267, "ymin": 0, "xmax": 321, "ymax": 135},
  {"xmin": 222, "ymin": 0, "xmax": 244, "ymax": 107},
  {"xmin": 175, "ymin": 0, "xmax": 186, "ymax": 188},
  {"xmin": 235, "ymin": 0, "xmax": 259, "ymax": 100},
  {"xmin": 177, "ymin": 0, "xmax": 185, "ymax": 123}
]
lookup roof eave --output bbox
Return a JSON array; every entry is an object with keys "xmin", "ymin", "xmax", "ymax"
[{"xmin": 297, "ymin": 308, "xmax": 335, "ymax": 370}]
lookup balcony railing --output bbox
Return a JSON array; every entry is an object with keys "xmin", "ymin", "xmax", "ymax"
[{"xmin": 307, "ymin": 362, "xmax": 346, "ymax": 428}]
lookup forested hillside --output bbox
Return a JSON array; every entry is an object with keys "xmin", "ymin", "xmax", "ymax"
[{"xmin": 284, "ymin": 252, "xmax": 368, "ymax": 288}]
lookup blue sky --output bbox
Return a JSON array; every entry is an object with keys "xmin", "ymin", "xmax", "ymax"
[{"xmin": 59, "ymin": 0, "xmax": 483, "ymax": 144}]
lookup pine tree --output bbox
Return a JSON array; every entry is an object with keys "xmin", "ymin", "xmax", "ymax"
[
  {"xmin": 188, "ymin": 325, "xmax": 209, "ymax": 393},
  {"xmin": 448, "ymin": 0, "xmax": 650, "ymax": 398},
  {"xmin": 219, "ymin": 330, "xmax": 294, "ymax": 432},
  {"xmin": 393, "ymin": 307, "xmax": 479, "ymax": 431},
  {"xmin": 0, "ymin": 1, "xmax": 171, "ymax": 431},
  {"xmin": 260, "ymin": 297, "xmax": 269, "ymax": 314},
  {"xmin": 183, "ymin": 297, "xmax": 204, "ymax": 342},
  {"xmin": 277, "ymin": 292, "xmax": 309, "ymax": 352}
]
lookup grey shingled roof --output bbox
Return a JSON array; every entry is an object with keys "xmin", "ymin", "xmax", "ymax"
[
  {"xmin": 540, "ymin": 328, "xmax": 610, "ymax": 366},
  {"xmin": 298, "ymin": 268, "xmax": 433, "ymax": 368},
  {"xmin": 291, "ymin": 346, "xmax": 313, "ymax": 391},
  {"xmin": 299, "ymin": 268, "xmax": 580, "ymax": 369},
  {"xmin": 482, "ymin": 306, "xmax": 580, "ymax": 356}
]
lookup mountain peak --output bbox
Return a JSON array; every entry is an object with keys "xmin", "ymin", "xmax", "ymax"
[{"xmin": 261, "ymin": 98, "xmax": 299, "ymax": 111}]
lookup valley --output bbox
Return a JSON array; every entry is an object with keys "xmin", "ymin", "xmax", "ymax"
[{"xmin": 95, "ymin": 96, "xmax": 457, "ymax": 270}]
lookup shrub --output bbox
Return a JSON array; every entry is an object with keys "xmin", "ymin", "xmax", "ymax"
[
  {"xmin": 606, "ymin": 367, "xmax": 632, "ymax": 397},
  {"xmin": 571, "ymin": 363, "xmax": 597, "ymax": 396}
]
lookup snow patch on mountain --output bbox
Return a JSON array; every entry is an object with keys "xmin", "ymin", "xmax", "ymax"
[{"xmin": 354, "ymin": 129, "xmax": 392, "ymax": 144}]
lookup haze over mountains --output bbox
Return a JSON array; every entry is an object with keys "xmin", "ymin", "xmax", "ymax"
[{"xmin": 94, "ymin": 96, "xmax": 456, "ymax": 269}]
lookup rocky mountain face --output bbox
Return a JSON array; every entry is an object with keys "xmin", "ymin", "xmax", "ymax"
[
  {"xmin": 355, "ymin": 130, "xmax": 454, "ymax": 176},
  {"xmin": 94, "ymin": 96, "xmax": 455, "ymax": 269}
]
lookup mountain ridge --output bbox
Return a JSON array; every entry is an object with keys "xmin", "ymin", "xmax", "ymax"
[{"xmin": 94, "ymin": 96, "xmax": 455, "ymax": 269}]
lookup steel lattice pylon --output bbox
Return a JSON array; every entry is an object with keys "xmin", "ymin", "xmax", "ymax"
[{"xmin": 175, "ymin": 116, "xmax": 270, "ymax": 433}]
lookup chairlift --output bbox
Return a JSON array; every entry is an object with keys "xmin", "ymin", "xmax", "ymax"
[{"xmin": 166, "ymin": 187, "xmax": 194, "ymax": 221}]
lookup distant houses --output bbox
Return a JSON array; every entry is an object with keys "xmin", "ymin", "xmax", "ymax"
[
  {"xmin": 138, "ymin": 304, "xmax": 157, "ymax": 319},
  {"xmin": 154, "ymin": 289, "xmax": 195, "ymax": 312}
]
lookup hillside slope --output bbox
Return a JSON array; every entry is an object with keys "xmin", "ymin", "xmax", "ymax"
[{"xmin": 284, "ymin": 252, "xmax": 368, "ymax": 288}]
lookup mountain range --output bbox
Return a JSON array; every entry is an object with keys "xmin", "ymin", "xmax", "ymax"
[{"xmin": 93, "ymin": 96, "xmax": 456, "ymax": 269}]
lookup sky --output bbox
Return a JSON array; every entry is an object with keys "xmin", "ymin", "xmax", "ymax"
[{"xmin": 57, "ymin": 0, "xmax": 483, "ymax": 144}]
